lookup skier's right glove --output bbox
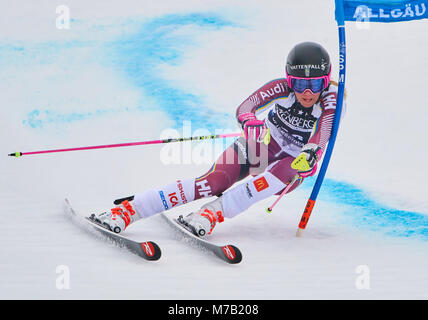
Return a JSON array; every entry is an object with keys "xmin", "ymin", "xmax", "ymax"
[
  {"xmin": 291, "ymin": 143, "xmax": 323, "ymax": 177},
  {"xmin": 238, "ymin": 113, "xmax": 270, "ymax": 145}
]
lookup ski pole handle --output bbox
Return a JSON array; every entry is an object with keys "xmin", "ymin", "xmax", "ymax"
[{"xmin": 8, "ymin": 132, "xmax": 241, "ymax": 158}]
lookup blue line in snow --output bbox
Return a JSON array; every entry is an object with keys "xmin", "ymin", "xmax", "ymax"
[
  {"xmin": 110, "ymin": 12, "xmax": 238, "ymax": 131},
  {"xmin": 20, "ymin": 12, "xmax": 238, "ymax": 130},
  {"xmin": 302, "ymin": 178, "xmax": 428, "ymax": 241}
]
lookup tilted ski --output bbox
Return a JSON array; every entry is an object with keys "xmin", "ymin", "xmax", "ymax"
[
  {"xmin": 161, "ymin": 213, "xmax": 242, "ymax": 264},
  {"xmin": 63, "ymin": 198, "xmax": 161, "ymax": 261}
]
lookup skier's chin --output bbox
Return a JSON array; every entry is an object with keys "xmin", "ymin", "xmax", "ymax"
[{"xmin": 301, "ymin": 98, "xmax": 315, "ymax": 107}]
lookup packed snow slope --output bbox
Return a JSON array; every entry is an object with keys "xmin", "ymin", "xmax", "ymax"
[{"xmin": 0, "ymin": 0, "xmax": 427, "ymax": 299}]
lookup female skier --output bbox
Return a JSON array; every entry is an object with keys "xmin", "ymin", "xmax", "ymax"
[{"xmin": 94, "ymin": 41, "xmax": 340, "ymax": 237}]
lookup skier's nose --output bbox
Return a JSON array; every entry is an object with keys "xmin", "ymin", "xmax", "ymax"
[{"xmin": 302, "ymin": 88, "xmax": 314, "ymax": 96}]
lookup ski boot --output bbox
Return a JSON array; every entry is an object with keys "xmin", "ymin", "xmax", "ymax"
[
  {"xmin": 90, "ymin": 200, "xmax": 141, "ymax": 234},
  {"xmin": 179, "ymin": 197, "xmax": 224, "ymax": 237}
]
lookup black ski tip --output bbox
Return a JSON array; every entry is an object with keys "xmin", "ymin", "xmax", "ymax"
[
  {"xmin": 220, "ymin": 245, "xmax": 242, "ymax": 264},
  {"xmin": 8, "ymin": 152, "xmax": 22, "ymax": 157},
  {"xmin": 140, "ymin": 241, "xmax": 162, "ymax": 261}
]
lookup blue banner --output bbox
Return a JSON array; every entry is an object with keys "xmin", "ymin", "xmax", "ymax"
[{"xmin": 335, "ymin": 0, "xmax": 428, "ymax": 23}]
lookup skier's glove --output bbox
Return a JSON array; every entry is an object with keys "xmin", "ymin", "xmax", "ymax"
[
  {"xmin": 238, "ymin": 113, "xmax": 270, "ymax": 145},
  {"xmin": 291, "ymin": 143, "xmax": 323, "ymax": 177}
]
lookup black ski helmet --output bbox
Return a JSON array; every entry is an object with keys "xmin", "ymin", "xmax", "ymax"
[{"xmin": 286, "ymin": 42, "xmax": 331, "ymax": 79}]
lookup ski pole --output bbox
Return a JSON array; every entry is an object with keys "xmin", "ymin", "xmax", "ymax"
[
  {"xmin": 266, "ymin": 175, "xmax": 300, "ymax": 213},
  {"xmin": 8, "ymin": 132, "xmax": 241, "ymax": 158}
]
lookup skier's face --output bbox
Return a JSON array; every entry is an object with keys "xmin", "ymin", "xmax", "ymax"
[{"xmin": 295, "ymin": 90, "xmax": 321, "ymax": 108}]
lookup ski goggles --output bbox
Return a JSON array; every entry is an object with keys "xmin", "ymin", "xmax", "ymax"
[{"xmin": 286, "ymin": 72, "xmax": 331, "ymax": 94}]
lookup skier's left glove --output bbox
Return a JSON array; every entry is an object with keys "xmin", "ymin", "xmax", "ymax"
[{"xmin": 291, "ymin": 143, "xmax": 323, "ymax": 178}]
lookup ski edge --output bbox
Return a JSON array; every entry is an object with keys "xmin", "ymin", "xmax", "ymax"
[{"xmin": 161, "ymin": 213, "xmax": 242, "ymax": 264}]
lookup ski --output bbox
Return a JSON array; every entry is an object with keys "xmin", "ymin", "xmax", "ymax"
[
  {"xmin": 63, "ymin": 198, "xmax": 161, "ymax": 261},
  {"xmin": 161, "ymin": 213, "xmax": 242, "ymax": 264}
]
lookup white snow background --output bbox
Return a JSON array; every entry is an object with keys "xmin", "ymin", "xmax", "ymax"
[{"xmin": 0, "ymin": 0, "xmax": 427, "ymax": 299}]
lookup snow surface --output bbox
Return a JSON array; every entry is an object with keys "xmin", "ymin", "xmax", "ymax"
[{"xmin": 0, "ymin": 0, "xmax": 427, "ymax": 299}]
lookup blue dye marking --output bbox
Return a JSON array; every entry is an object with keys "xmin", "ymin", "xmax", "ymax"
[
  {"xmin": 301, "ymin": 178, "xmax": 428, "ymax": 241},
  {"xmin": 22, "ymin": 109, "xmax": 114, "ymax": 128},
  {"xmin": 109, "ymin": 12, "xmax": 237, "ymax": 131},
  {"xmin": 20, "ymin": 12, "xmax": 237, "ymax": 130}
]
